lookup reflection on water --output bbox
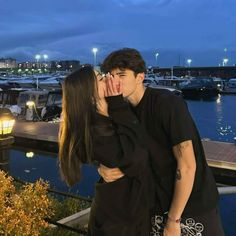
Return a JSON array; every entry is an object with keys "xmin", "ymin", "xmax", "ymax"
[
  {"xmin": 7, "ymin": 147, "xmax": 99, "ymax": 197},
  {"xmin": 186, "ymin": 95, "xmax": 236, "ymax": 142}
]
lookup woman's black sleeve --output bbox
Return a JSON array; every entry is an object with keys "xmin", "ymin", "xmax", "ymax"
[{"xmin": 92, "ymin": 95, "xmax": 149, "ymax": 178}]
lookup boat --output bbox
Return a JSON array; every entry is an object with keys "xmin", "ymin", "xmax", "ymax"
[
  {"xmin": 179, "ymin": 77, "xmax": 219, "ymax": 99},
  {"xmin": 221, "ymin": 78, "xmax": 236, "ymax": 94},
  {"xmin": 41, "ymin": 89, "xmax": 62, "ymax": 121},
  {"xmin": 17, "ymin": 90, "xmax": 49, "ymax": 119},
  {"xmin": 37, "ymin": 77, "xmax": 62, "ymax": 90},
  {"xmin": 0, "ymin": 86, "xmax": 27, "ymax": 116},
  {"xmin": 147, "ymin": 83, "xmax": 182, "ymax": 96}
]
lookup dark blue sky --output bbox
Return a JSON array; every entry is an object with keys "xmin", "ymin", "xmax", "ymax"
[{"xmin": 0, "ymin": 0, "xmax": 235, "ymax": 67}]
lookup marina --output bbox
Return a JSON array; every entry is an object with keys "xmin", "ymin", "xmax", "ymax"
[
  {"xmin": 0, "ymin": 71, "xmax": 235, "ymax": 235},
  {"xmin": 12, "ymin": 120, "xmax": 236, "ymax": 178}
]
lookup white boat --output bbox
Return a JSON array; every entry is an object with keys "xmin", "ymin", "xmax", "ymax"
[
  {"xmin": 37, "ymin": 77, "xmax": 61, "ymax": 90},
  {"xmin": 7, "ymin": 76, "xmax": 35, "ymax": 89},
  {"xmin": 17, "ymin": 90, "xmax": 49, "ymax": 118},
  {"xmin": 222, "ymin": 78, "xmax": 236, "ymax": 94},
  {"xmin": 147, "ymin": 84, "xmax": 182, "ymax": 96}
]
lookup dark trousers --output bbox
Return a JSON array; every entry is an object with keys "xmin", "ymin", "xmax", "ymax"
[
  {"xmin": 151, "ymin": 207, "xmax": 225, "ymax": 236},
  {"xmin": 88, "ymin": 201, "xmax": 149, "ymax": 236}
]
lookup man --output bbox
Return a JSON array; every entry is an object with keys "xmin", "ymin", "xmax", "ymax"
[{"xmin": 99, "ymin": 48, "xmax": 225, "ymax": 236}]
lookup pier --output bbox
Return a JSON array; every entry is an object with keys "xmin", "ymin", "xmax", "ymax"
[{"xmin": 12, "ymin": 121, "xmax": 236, "ymax": 172}]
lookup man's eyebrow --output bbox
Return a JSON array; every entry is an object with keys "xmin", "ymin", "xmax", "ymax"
[{"xmin": 116, "ymin": 71, "xmax": 126, "ymax": 75}]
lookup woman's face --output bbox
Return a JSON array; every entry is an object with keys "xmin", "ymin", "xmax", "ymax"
[{"xmin": 94, "ymin": 70, "xmax": 106, "ymax": 100}]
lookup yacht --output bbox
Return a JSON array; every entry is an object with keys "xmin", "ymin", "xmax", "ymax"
[
  {"xmin": 179, "ymin": 77, "xmax": 219, "ymax": 99},
  {"xmin": 222, "ymin": 78, "xmax": 236, "ymax": 94}
]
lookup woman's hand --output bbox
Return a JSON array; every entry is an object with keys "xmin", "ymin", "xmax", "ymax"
[{"xmin": 105, "ymin": 73, "xmax": 123, "ymax": 97}]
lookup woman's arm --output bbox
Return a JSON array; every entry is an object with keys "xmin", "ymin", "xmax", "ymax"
[{"xmin": 93, "ymin": 75, "xmax": 148, "ymax": 179}]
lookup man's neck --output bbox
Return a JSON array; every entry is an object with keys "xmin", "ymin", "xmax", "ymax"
[{"xmin": 127, "ymin": 85, "xmax": 146, "ymax": 106}]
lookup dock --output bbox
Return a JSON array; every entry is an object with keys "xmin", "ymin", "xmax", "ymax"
[{"xmin": 12, "ymin": 121, "xmax": 236, "ymax": 173}]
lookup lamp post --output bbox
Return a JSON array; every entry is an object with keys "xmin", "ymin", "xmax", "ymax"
[
  {"xmin": 187, "ymin": 59, "xmax": 192, "ymax": 67},
  {"xmin": 0, "ymin": 108, "xmax": 15, "ymax": 172},
  {"xmin": 35, "ymin": 54, "xmax": 41, "ymax": 69},
  {"xmin": 222, "ymin": 58, "xmax": 229, "ymax": 66},
  {"xmin": 187, "ymin": 59, "xmax": 192, "ymax": 77},
  {"xmin": 155, "ymin": 52, "xmax": 159, "ymax": 67},
  {"xmin": 43, "ymin": 54, "xmax": 48, "ymax": 69},
  {"xmin": 92, "ymin": 48, "xmax": 98, "ymax": 67}
]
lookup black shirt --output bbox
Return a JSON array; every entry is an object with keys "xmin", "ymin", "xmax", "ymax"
[
  {"xmin": 132, "ymin": 87, "xmax": 219, "ymax": 216},
  {"xmin": 90, "ymin": 95, "xmax": 155, "ymax": 235}
]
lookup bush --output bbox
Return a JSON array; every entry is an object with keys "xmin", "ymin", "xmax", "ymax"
[{"xmin": 0, "ymin": 170, "xmax": 54, "ymax": 236}]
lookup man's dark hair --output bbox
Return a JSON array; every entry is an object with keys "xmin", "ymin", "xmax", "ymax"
[{"xmin": 101, "ymin": 48, "xmax": 146, "ymax": 75}]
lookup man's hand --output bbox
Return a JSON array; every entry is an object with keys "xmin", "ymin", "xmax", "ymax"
[
  {"xmin": 98, "ymin": 164, "xmax": 124, "ymax": 182},
  {"xmin": 164, "ymin": 220, "xmax": 181, "ymax": 236}
]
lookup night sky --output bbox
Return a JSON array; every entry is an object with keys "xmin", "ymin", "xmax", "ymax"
[{"xmin": 1, "ymin": 0, "xmax": 235, "ymax": 66}]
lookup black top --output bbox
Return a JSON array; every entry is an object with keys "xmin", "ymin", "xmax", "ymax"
[
  {"xmin": 90, "ymin": 95, "xmax": 155, "ymax": 235},
  {"xmin": 132, "ymin": 87, "xmax": 219, "ymax": 216}
]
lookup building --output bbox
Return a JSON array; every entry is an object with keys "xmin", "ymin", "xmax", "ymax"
[
  {"xmin": 18, "ymin": 60, "xmax": 80, "ymax": 71},
  {"xmin": 50, "ymin": 60, "xmax": 80, "ymax": 71},
  {"xmin": 0, "ymin": 58, "xmax": 17, "ymax": 68},
  {"xmin": 152, "ymin": 66, "xmax": 236, "ymax": 79}
]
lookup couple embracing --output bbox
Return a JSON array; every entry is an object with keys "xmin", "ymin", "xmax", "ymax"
[{"xmin": 59, "ymin": 48, "xmax": 224, "ymax": 236}]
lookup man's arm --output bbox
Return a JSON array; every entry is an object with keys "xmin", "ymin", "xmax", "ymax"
[{"xmin": 164, "ymin": 140, "xmax": 196, "ymax": 236}]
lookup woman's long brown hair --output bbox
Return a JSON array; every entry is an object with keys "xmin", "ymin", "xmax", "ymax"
[{"xmin": 59, "ymin": 65, "xmax": 96, "ymax": 186}]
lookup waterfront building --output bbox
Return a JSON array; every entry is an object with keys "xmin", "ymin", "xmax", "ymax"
[{"xmin": 0, "ymin": 58, "xmax": 17, "ymax": 69}]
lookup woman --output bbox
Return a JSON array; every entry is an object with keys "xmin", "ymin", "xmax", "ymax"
[{"xmin": 58, "ymin": 65, "xmax": 155, "ymax": 236}]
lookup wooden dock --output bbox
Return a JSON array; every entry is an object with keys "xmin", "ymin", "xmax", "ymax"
[{"xmin": 12, "ymin": 121, "xmax": 236, "ymax": 171}]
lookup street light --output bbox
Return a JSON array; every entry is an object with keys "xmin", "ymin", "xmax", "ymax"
[
  {"xmin": 92, "ymin": 48, "xmax": 98, "ymax": 66},
  {"xmin": 187, "ymin": 59, "xmax": 192, "ymax": 77},
  {"xmin": 155, "ymin": 52, "xmax": 159, "ymax": 66},
  {"xmin": 43, "ymin": 54, "xmax": 48, "ymax": 60},
  {"xmin": 222, "ymin": 58, "xmax": 229, "ymax": 66},
  {"xmin": 43, "ymin": 54, "xmax": 48, "ymax": 69},
  {"xmin": 187, "ymin": 59, "xmax": 192, "ymax": 67},
  {"xmin": 35, "ymin": 54, "xmax": 41, "ymax": 69}
]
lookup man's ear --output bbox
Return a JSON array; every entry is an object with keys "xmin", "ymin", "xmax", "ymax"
[{"xmin": 136, "ymin": 72, "xmax": 145, "ymax": 84}]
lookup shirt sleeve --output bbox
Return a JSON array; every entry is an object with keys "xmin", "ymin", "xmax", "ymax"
[
  {"xmin": 161, "ymin": 96, "xmax": 196, "ymax": 147},
  {"xmin": 92, "ymin": 95, "xmax": 149, "ymax": 178}
]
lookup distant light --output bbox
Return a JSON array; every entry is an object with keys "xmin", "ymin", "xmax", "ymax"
[
  {"xmin": 26, "ymin": 152, "xmax": 34, "ymax": 158},
  {"xmin": 223, "ymin": 58, "xmax": 228, "ymax": 63},
  {"xmin": 92, "ymin": 48, "xmax": 98, "ymax": 54},
  {"xmin": 187, "ymin": 59, "xmax": 192, "ymax": 64},
  {"xmin": 155, "ymin": 52, "xmax": 159, "ymax": 58},
  {"xmin": 222, "ymin": 58, "xmax": 229, "ymax": 66},
  {"xmin": 43, "ymin": 54, "xmax": 48, "ymax": 60},
  {"xmin": 35, "ymin": 54, "xmax": 41, "ymax": 60},
  {"xmin": 26, "ymin": 101, "xmax": 35, "ymax": 108},
  {"xmin": 216, "ymin": 95, "xmax": 221, "ymax": 104}
]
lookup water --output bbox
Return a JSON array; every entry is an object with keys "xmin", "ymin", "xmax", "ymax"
[
  {"xmin": 2, "ymin": 93, "xmax": 236, "ymax": 235},
  {"xmin": 186, "ymin": 94, "xmax": 236, "ymax": 236},
  {"xmin": 7, "ymin": 148, "xmax": 99, "ymax": 197},
  {"xmin": 186, "ymin": 94, "xmax": 236, "ymax": 143}
]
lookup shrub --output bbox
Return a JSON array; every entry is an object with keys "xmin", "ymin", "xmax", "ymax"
[{"xmin": 0, "ymin": 170, "xmax": 54, "ymax": 236}]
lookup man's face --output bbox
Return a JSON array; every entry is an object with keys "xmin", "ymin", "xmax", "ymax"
[{"xmin": 110, "ymin": 68, "xmax": 142, "ymax": 99}]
